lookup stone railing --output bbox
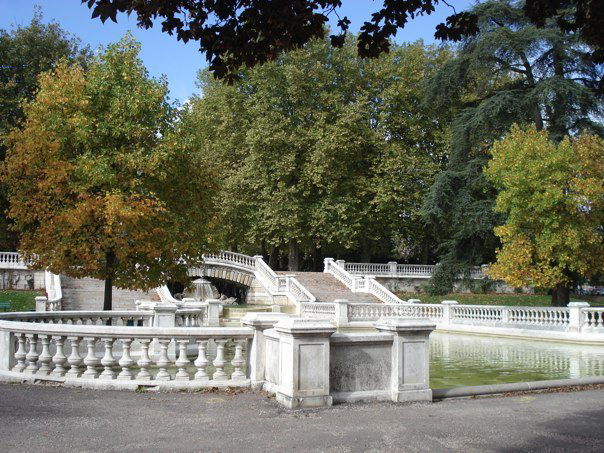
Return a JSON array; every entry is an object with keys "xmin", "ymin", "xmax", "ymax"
[
  {"xmin": 0, "ymin": 310, "xmax": 154, "ymax": 326},
  {"xmin": 300, "ymin": 302, "xmax": 336, "ymax": 319},
  {"xmin": 0, "ymin": 319, "xmax": 252, "ymax": 387},
  {"xmin": 0, "ymin": 252, "xmax": 27, "ymax": 270},
  {"xmin": 253, "ymin": 256, "xmax": 316, "ymax": 306},
  {"xmin": 41, "ymin": 271, "xmax": 62, "ymax": 311},
  {"xmin": 342, "ymin": 261, "xmax": 486, "ymax": 280},
  {"xmin": 203, "ymin": 251, "xmax": 256, "ymax": 272},
  {"xmin": 0, "ymin": 311, "xmax": 437, "ymax": 408},
  {"xmin": 324, "ymin": 258, "xmax": 405, "ymax": 304},
  {"xmin": 321, "ymin": 300, "xmax": 604, "ymax": 340}
]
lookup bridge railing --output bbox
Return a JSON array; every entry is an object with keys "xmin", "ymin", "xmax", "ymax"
[{"xmin": 202, "ymin": 251, "xmax": 256, "ymax": 272}]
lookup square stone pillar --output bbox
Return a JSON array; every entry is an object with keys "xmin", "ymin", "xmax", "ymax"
[
  {"xmin": 334, "ymin": 299, "xmax": 349, "ymax": 327},
  {"xmin": 274, "ymin": 318, "xmax": 336, "ymax": 409},
  {"xmin": 35, "ymin": 296, "xmax": 48, "ymax": 312},
  {"xmin": 205, "ymin": 299, "xmax": 222, "ymax": 327},
  {"xmin": 388, "ymin": 261, "xmax": 397, "ymax": 275},
  {"xmin": 375, "ymin": 318, "xmax": 436, "ymax": 403},
  {"xmin": 241, "ymin": 313, "xmax": 291, "ymax": 389},
  {"xmin": 152, "ymin": 304, "xmax": 177, "ymax": 358},
  {"xmin": 441, "ymin": 300, "xmax": 458, "ymax": 325},
  {"xmin": 0, "ymin": 330, "xmax": 16, "ymax": 371},
  {"xmin": 568, "ymin": 301, "xmax": 590, "ymax": 332}
]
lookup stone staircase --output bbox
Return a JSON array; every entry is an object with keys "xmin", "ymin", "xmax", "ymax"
[
  {"xmin": 60, "ymin": 276, "xmax": 159, "ymax": 311},
  {"xmin": 282, "ymin": 272, "xmax": 382, "ymax": 303}
]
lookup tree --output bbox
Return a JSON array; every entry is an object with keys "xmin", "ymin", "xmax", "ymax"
[
  {"xmin": 0, "ymin": 9, "xmax": 90, "ymax": 250},
  {"xmin": 422, "ymin": 0, "xmax": 603, "ymax": 294},
  {"xmin": 3, "ymin": 35, "xmax": 218, "ymax": 310},
  {"xmin": 81, "ymin": 0, "xmax": 604, "ymax": 83},
  {"xmin": 184, "ymin": 36, "xmax": 450, "ymax": 270},
  {"xmin": 485, "ymin": 125, "xmax": 604, "ymax": 305}
]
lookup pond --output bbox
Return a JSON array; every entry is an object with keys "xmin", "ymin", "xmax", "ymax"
[{"xmin": 430, "ymin": 331, "xmax": 604, "ymax": 388}]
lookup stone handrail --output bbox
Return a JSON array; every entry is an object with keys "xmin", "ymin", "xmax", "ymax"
[
  {"xmin": 0, "ymin": 310, "xmax": 154, "ymax": 326},
  {"xmin": 342, "ymin": 261, "xmax": 486, "ymax": 279},
  {"xmin": 347, "ymin": 302, "xmax": 444, "ymax": 323},
  {"xmin": 203, "ymin": 251, "xmax": 256, "ymax": 272},
  {"xmin": 300, "ymin": 302, "xmax": 336, "ymax": 319},
  {"xmin": 0, "ymin": 319, "xmax": 253, "ymax": 385},
  {"xmin": 451, "ymin": 304, "xmax": 571, "ymax": 327},
  {"xmin": 583, "ymin": 308, "xmax": 604, "ymax": 330},
  {"xmin": 0, "ymin": 252, "xmax": 27, "ymax": 270},
  {"xmin": 324, "ymin": 258, "xmax": 405, "ymax": 304},
  {"xmin": 44, "ymin": 271, "xmax": 62, "ymax": 311}
]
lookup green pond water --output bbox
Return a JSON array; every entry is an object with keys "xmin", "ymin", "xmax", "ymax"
[{"xmin": 429, "ymin": 331, "xmax": 604, "ymax": 388}]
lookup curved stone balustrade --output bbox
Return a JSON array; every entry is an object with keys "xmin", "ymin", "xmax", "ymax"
[
  {"xmin": 0, "ymin": 311, "xmax": 154, "ymax": 326},
  {"xmin": 0, "ymin": 318, "xmax": 253, "ymax": 388},
  {"xmin": 0, "ymin": 252, "xmax": 27, "ymax": 270}
]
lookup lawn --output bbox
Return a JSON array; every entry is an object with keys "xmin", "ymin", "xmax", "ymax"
[
  {"xmin": 0, "ymin": 290, "xmax": 42, "ymax": 312},
  {"xmin": 395, "ymin": 292, "xmax": 604, "ymax": 307}
]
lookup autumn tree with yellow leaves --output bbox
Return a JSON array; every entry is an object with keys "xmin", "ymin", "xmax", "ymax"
[
  {"xmin": 485, "ymin": 125, "xmax": 604, "ymax": 306},
  {"xmin": 3, "ymin": 35, "xmax": 218, "ymax": 310}
]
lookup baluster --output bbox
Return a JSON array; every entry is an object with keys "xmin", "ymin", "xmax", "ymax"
[
  {"xmin": 136, "ymin": 339, "xmax": 152, "ymax": 380},
  {"xmin": 230, "ymin": 339, "xmax": 245, "ymax": 381},
  {"xmin": 82, "ymin": 337, "xmax": 100, "ymax": 378},
  {"xmin": 37, "ymin": 335, "xmax": 53, "ymax": 375},
  {"xmin": 212, "ymin": 339, "xmax": 228, "ymax": 381},
  {"xmin": 25, "ymin": 334, "xmax": 39, "ymax": 373},
  {"xmin": 13, "ymin": 333, "xmax": 27, "ymax": 372},
  {"xmin": 99, "ymin": 338, "xmax": 116, "ymax": 379},
  {"xmin": 51, "ymin": 336, "xmax": 68, "ymax": 377},
  {"xmin": 66, "ymin": 337, "xmax": 83, "ymax": 378},
  {"xmin": 175, "ymin": 339, "xmax": 191, "ymax": 380},
  {"xmin": 155, "ymin": 339, "xmax": 172, "ymax": 381},
  {"xmin": 118, "ymin": 339, "xmax": 135, "ymax": 380}
]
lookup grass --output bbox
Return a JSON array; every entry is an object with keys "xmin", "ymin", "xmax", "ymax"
[
  {"xmin": 395, "ymin": 292, "xmax": 604, "ymax": 307},
  {"xmin": 0, "ymin": 290, "xmax": 42, "ymax": 312}
]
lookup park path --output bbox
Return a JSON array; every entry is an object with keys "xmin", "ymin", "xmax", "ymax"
[{"xmin": 0, "ymin": 383, "xmax": 602, "ymax": 452}]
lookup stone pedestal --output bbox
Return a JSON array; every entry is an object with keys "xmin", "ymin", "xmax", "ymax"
[
  {"xmin": 334, "ymin": 299, "xmax": 349, "ymax": 327},
  {"xmin": 568, "ymin": 301, "xmax": 590, "ymax": 332},
  {"xmin": 206, "ymin": 299, "xmax": 222, "ymax": 327},
  {"xmin": 441, "ymin": 300, "xmax": 458, "ymax": 325},
  {"xmin": 35, "ymin": 296, "xmax": 48, "ymax": 312},
  {"xmin": 152, "ymin": 304, "xmax": 177, "ymax": 358},
  {"xmin": 375, "ymin": 318, "xmax": 436, "ymax": 403},
  {"xmin": 273, "ymin": 318, "xmax": 336, "ymax": 409},
  {"xmin": 241, "ymin": 312, "xmax": 290, "ymax": 389}
]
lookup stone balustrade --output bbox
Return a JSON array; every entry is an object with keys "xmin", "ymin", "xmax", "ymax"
[
  {"xmin": 0, "ymin": 310, "xmax": 155, "ymax": 326},
  {"xmin": 303, "ymin": 300, "xmax": 604, "ymax": 341},
  {"xmin": 0, "ymin": 319, "xmax": 253, "ymax": 387},
  {"xmin": 0, "ymin": 252, "xmax": 27, "ymax": 270},
  {"xmin": 341, "ymin": 260, "xmax": 486, "ymax": 279}
]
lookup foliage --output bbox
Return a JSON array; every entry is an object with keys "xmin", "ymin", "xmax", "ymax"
[
  {"xmin": 485, "ymin": 125, "xmax": 604, "ymax": 298},
  {"xmin": 422, "ymin": 0, "xmax": 604, "ymax": 294},
  {"xmin": 0, "ymin": 9, "xmax": 91, "ymax": 250},
  {"xmin": 2, "ymin": 35, "xmax": 219, "ymax": 307},
  {"xmin": 0, "ymin": 290, "xmax": 41, "ymax": 312},
  {"xmin": 183, "ymin": 36, "xmax": 451, "ymax": 269}
]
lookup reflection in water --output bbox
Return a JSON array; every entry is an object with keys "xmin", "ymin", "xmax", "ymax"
[{"xmin": 430, "ymin": 331, "xmax": 604, "ymax": 388}]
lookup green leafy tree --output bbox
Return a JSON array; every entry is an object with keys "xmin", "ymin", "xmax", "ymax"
[
  {"xmin": 0, "ymin": 9, "xmax": 91, "ymax": 250},
  {"xmin": 485, "ymin": 125, "xmax": 604, "ymax": 305},
  {"xmin": 3, "ymin": 35, "xmax": 218, "ymax": 310},
  {"xmin": 184, "ymin": 36, "xmax": 450, "ymax": 270},
  {"xmin": 422, "ymin": 0, "xmax": 603, "ymax": 294}
]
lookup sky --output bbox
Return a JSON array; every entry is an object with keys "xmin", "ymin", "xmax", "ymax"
[{"xmin": 1, "ymin": 0, "xmax": 474, "ymax": 103}]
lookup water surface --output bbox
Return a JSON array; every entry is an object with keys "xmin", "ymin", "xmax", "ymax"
[{"xmin": 430, "ymin": 331, "xmax": 604, "ymax": 388}]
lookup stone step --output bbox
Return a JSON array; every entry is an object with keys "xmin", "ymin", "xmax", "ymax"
[{"xmin": 278, "ymin": 272, "xmax": 381, "ymax": 303}]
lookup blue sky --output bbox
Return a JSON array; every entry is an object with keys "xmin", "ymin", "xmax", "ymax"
[{"xmin": 1, "ymin": 1, "xmax": 474, "ymax": 103}]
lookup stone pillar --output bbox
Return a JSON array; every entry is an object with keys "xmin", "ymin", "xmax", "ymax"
[
  {"xmin": 271, "ymin": 305, "xmax": 281, "ymax": 313},
  {"xmin": 241, "ymin": 312, "xmax": 290, "ymax": 390},
  {"xmin": 388, "ymin": 261, "xmax": 397, "ymax": 275},
  {"xmin": 274, "ymin": 318, "xmax": 336, "ymax": 409},
  {"xmin": 205, "ymin": 299, "xmax": 222, "ymax": 327},
  {"xmin": 334, "ymin": 299, "xmax": 349, "ymax": 327},
  {"xmin": 441, "ymin": 300, "xmax": 458, "ymax": 326},
  {"xmin": 568, "ymin": 301, "xmax": 590, "ymax": 332},
  {"xmin": 375, "ymin": 318, "xmax": 436, "ymax": 403},
  {"xmin": 0, "ymin": 330, "xmax": 16, "ymax": 371},
  {"xmin": 35, "ymin": 296, "xmax": 48, "ymax": 312},
  {"xmin": 152, "ymin": 304, "xmax": 177, "ymax": 358},
  {"xmin": 336, "ymin": 259, "xmax": 345, "ymax": 268},
  {"xmin": 323, "ymin": 257, "xmax": 334, "ymax": 272}
]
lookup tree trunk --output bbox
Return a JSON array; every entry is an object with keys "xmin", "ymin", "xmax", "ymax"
[
  {"xmin": 360, "ymin": 240, "xmax": 372, "ymax": 263},
  {"xmin": 103, "ymin": 250, "xmax": 116, "ymax": 312},
  {"xmin": 551, "ymin": 284, "xmax": 570, "ymax": 307},
  {"xmin": 288, "ymin": 239, "xmax": 300, "ymax": 271},
  {"xmin": 312, "ymin": 244, "xmax": 321, "ymax": 271},
  {"xmin": 268, "ymin": 244, "xmax": 279, "ymax": 269}
]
